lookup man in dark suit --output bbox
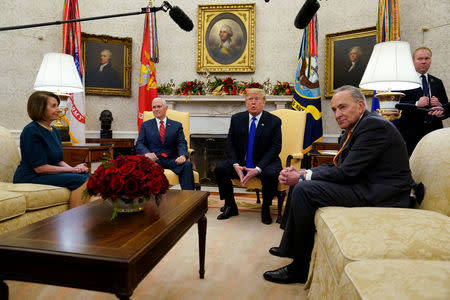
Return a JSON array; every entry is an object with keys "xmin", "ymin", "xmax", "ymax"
[
  {"xmin": 263, "ymin": 85, "xmax": 412, "ymax": 284},
  {"xmin": 395, "ymin": 47, "xmax": 448, "ymax": 155},
  {"xmin": 136, "ymin": 98, "xmax": 195, "ymax": 190},
  {"xmin": 215, "ymin": 88, "xmax": 282, "ymax": 224}
]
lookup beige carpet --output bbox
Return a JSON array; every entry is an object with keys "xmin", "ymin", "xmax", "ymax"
[{"xmin": 6, "ymin": 196, "xmax": 307, "ymax": 300}]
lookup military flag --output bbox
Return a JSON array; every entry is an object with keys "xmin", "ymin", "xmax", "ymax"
[
  {"xmin": 138, "ymin": 4, "xmax": 159, "ymax": 130},
  {"xmin": 291, "ymin": 14, "xmax": 322, "ymax": 153},
  {"xmin": 62, "ymin": 0, "xmax": 85, "ymax": 144}
]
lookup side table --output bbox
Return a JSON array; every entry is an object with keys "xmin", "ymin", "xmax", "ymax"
[
  {"xmin": 308, "ymin": 142, "xmax": 340, "ymax": 168},
  {"xmin": 63, "ymin": 143, "xmax": 113, "ymax": 173},
  {"xmin": 86, "ymin": 138, "xmax": 135, "ymax": 158}
]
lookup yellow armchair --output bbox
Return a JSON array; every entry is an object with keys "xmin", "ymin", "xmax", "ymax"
[
  {"xmin": 232, "ymin": 109, "xmax": 307, "ymax": 223},
  {"xmin": 143, "ymin": 110, "xmax": 200, "ymax": 189}
]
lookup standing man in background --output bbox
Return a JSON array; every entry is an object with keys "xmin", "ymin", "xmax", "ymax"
[{"xmin": 396, "ymin": 47, "xmax": 448, "ymax": 155}]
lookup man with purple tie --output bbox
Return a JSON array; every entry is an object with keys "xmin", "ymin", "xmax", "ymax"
[
  {"xmin": 136, "ymin": 98, "xmax": 195, "ymax": 190},
  {"xmin": 395, "ymin": 47, "xmax": 448, "ymax": 155},
  {"xmin": 214, "ymin": 88, "xmax": 282, "ymax": 224}
]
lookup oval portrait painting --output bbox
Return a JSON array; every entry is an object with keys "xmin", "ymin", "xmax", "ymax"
[{"xmin": 205, "ymin": 13, "xmax": 247, "ymax": 65}]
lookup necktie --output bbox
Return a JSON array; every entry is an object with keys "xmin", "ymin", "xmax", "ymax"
[
  {"xmin": 246, "ymin": 117, "xmax": 257, "ymax": 168},
  {"xmin": 421, "ymin": 74, "xmax": 433, "ymax": 123},
  {"xmin": 421, "ymin": 74, "xmax": 430, "ymax": 98},
  {"xmin": 159, "ymin": 120, "xmax": 168, "ymax": 157},
  {"xmin": 159, "ymin": 120, "xmax": 165, "ymax": 142},
  {"xmin": 333, "ymin": 130, "xmax": 352, "ymax": 166}
]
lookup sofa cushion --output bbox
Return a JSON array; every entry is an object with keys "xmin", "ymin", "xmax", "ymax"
[
  {"xmin": 410, "ymin": 128, "xmax": 450, "ymax": 216},
  {"xmin": 0, "ymin": 182, "xmax": 70, "ymax": 210},
  {"xmin": 339, "ymin": 259, "xmax": 450, "ymax": 300},
  {"xmin": 0, "ymin": 125, "xmax": 21, "ymax": 183},
  {"xmin": 306, "ymin": 206, "xmax": 450, "ymax": 299},
  {"xmin": 0, "ymin": 190, "xmax": 26, "ymax": 222}
]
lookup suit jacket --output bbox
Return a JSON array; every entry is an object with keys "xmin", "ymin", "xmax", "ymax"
[
  {"xmin": 334, "ymin": 59, "xmax": 365, "ymax": 89},
  {"xmin": 135, "ymin": 118, "xmax": 188, "ymax": 159},
  {"xmin": 395, "ymin": 74, "xmax": 448, "ymax": 154},
  {"xmin": 311, "ymin": 111, "xmax": 412, "ymax": 207},
  {"xmin": 226, "ymin": 110, "xmax": 282, "ymax": 170},
  {"xmin": 86, "ymin": 62, "xmax": 122, "ymax": 89}
]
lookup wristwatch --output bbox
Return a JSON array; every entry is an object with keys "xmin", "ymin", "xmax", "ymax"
[{"xmin": 298, "ymin": 173, "xmax": 305, "ymax": 182}]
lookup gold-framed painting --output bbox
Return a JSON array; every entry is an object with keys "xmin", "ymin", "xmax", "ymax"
[
  {"xmin": 325, "ymin": 26, "xmax": 377, "ymax": 98},
  {"xmin": 197, "ymin": 3, "xmax": 255, "ymax": 73},
  {"xmin": 81, "ymin": 33, "xmax": 132, "ymax": 97}
]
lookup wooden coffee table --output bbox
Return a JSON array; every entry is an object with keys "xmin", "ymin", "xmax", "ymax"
[{"xmin": 0, "ymin": 190, "xmax": 209, "ymax": 300}]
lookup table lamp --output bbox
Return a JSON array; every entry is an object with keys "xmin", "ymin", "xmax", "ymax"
[
  {"xmin": 359, "ymin": 41, "xmax": 421, "ymax": 121},
  {"xmin": 33, "ymin": 53, "xmax": 84, "ymax": 142}
]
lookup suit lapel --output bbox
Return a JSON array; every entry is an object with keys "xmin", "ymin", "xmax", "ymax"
[
  {"xmin": 338, "ymin": 111, "xmax": 369, "ymax": 164},
  {"xmin": 255, "ymin": 111, "xmax": 266, "ymax": 138}
]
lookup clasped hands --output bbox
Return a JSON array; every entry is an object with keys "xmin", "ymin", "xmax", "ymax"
[
  {"xmin": 73, "ymin": 163, "xmax": 88, "ymax": 173},
  {"xmin": 417, "ymin": 96, "xmax": 441, "ymax": 108},
  {"xmin": 278, "ymin": 166, "xmax": 307, "ymax": 187},
  {"xmin": 234, "ymin": 164, "xmax": 259, "ymax": 186},
  {"xmin": 145, "ymin": 152, "xmax": 186, "ymax": 165}
]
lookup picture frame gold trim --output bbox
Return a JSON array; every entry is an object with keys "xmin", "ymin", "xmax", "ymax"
[
  {"xmin": 197, "ymin": 3, "xmax": 255, "ymax": 73},
  {"xmin": 325, "ymin": 26, "xmax": 377, "ymax": 98},
  {"xmin": 81, "ymin": 33, "xmax": 132, "ymax": 97}
]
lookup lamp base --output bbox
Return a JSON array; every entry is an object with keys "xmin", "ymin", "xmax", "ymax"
[{"xmin": 375, "ymin": 91, "xmax": 405, "ymax": 121}]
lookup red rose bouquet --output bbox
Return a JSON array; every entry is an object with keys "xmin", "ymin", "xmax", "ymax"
[{"xmin": 85, "ymin": 155, "xmax": 169, "ymax": 219}]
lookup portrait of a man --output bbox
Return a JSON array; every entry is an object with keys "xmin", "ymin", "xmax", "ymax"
[
  {"xmin": 85, "ymin": 48, "xmax": 122, "ymax": 89},
  {"xmin": 333, "ymin": 35, "xmax": 375, "ymax": 90},
  {"xmin": 206, "ymin": 13, "xmax": 246, "ymax": 65},
  {"xmin": 81, "ymin": 33, "xmax": 131, "ymax": 96}
]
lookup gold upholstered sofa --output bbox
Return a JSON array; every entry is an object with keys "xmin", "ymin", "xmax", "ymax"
[
  {"xmin": 305, "ymin": 127, "xmax": 450, "ymax": 300},
  {"xmin": 0, "ymin": 125, "xmax": 70, "ymax": 234}
]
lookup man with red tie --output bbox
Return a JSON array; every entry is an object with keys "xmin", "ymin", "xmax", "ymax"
[
  {"xmin": 136, "ymin": 98, "xmax": 195, "ymax": 190},
  {"xmin": 263, "ymin": 85, "xmax": 413, "ymax": 284}
]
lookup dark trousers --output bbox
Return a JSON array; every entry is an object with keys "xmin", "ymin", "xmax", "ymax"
[
  {"xmin": 279, "ymin": 180, "xmax": 371, "ymax": 267},
  {"xmin": 157, "ymin": 157, "xmax": 195, "ymax": 190},
  {"xmin": 214, "ymin": 160, "xmax": 280, "ymax": 209}
]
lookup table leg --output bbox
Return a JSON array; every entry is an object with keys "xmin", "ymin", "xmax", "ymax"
[
  {"xmin": 115, "ymin": 293, "xmax": 131, "ymax": 300},
  {"xmin": 0, "ymin": 280, "xmax": 8, "ymax": 300},
  {"xmin": 197, "ymin": 215, "xmax": 207, "ymax": 279}
]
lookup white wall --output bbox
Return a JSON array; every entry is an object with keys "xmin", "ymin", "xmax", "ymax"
[{"xmin": 0, "ymin": 0, "xmax": 448, "ymax": 137}]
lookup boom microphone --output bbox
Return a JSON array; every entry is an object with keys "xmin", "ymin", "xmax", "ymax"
[
  {"xmin": 294, "ymin": 0, "xmax": 320, "ymax": 29},
  {"xmin": 395, "ymin": 103, "xmax": 430, "ymax": 112},
  {"xmin": 168, "ymin": 6, "xmax": 194, "ymax": 32}
]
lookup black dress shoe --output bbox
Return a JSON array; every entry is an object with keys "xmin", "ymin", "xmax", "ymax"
[
  {"xmin": 261, "ymin": 206, "xmax": 272, "ymax": 225},
  {"xmin": 220, "ymin": 206, "xmax": 225, "ymax": 212},
  {"xmin": 263, "ymin": 265, "xmax": 307, "ymax": 284},
  {"xmin": 217, "ymin": 206, "xmax": 238, "ymax": 220},
  {"xmin": 269, "ymin": 247, "xmax": 283, "ymax": 257}
]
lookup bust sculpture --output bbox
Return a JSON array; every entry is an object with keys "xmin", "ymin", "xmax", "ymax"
[{"xmin": 99, "ymin": 110, "xmax": 113, "ymax": 139}]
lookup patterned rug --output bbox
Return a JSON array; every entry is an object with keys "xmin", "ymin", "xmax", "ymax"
[{"xmin": 207, "ymin": 192, "xmax": 284, "ymax": 215}]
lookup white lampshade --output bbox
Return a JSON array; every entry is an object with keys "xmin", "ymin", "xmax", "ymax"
[
  {"xmin": 34, "ymin": 53, "xmax": 84, "ymax": 94},
  {"xmin": 359, "ymin": 41, "xmax": 420, "ymax": 91}
]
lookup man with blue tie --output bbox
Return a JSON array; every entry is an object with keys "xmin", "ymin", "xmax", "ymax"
[
  {"xmin": 136, "ymin": 98, "xmax": 195, "ymax": 190},
  {"xmin": 214, "ymin": 88, "xmax": 282, "ymax": 224},
  {"xmin": 395, "ymin": 47, "xmax": 448, "ymax": 155}
]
